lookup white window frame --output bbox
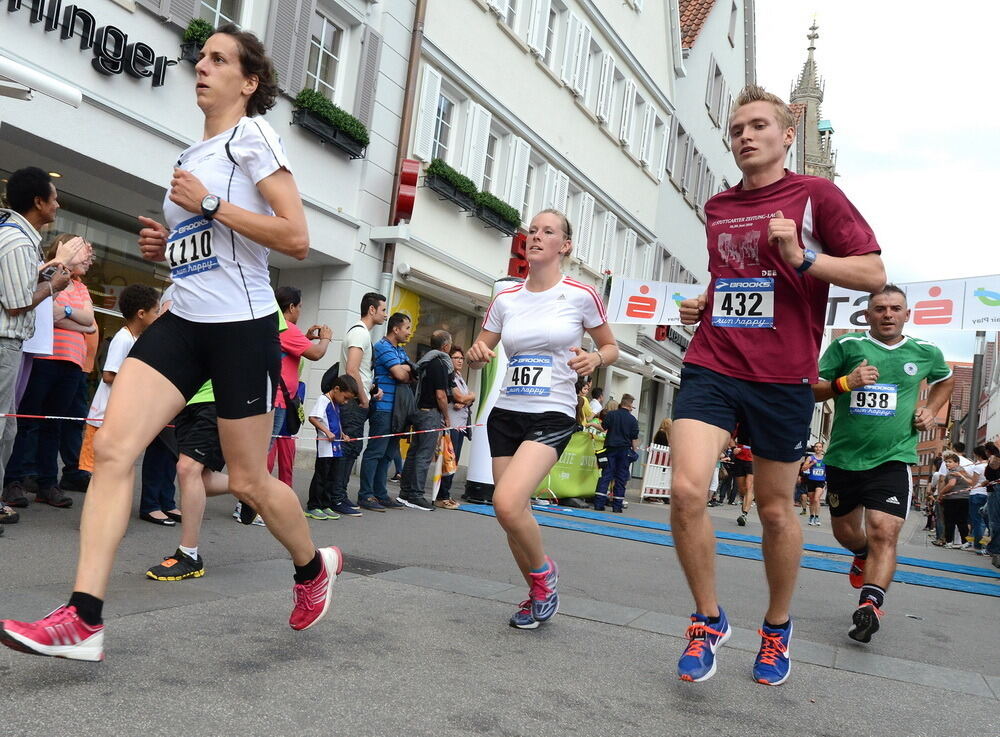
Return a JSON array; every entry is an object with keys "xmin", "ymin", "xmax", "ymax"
[
  {"xmin": 199, "ymin": 0, "xmax": 241, "ymax": 27},
  {"xmin": 432, "ymin": 92, "xmax": 457, "ymax": 163},
  {"xmin": 305, "ymin": 9, "xmax": 347, "ymax": 103}
]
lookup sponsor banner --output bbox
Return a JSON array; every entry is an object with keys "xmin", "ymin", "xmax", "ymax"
[
  {"xmin": 606, "ymin": 278, "xmax": 704, "ymax": 325},
  {"xmin": 607, "ymin": 274, "xmax": 1000, "ymax": 331}
]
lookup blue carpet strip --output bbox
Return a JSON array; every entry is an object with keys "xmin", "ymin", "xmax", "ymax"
[
  {"xmin": 528, "ymin": 504, "xmax": 1000, "ymax": 581},
  {"xmin": 459, "ymin": 505, "xmax": 1000, "ymax": 598}
]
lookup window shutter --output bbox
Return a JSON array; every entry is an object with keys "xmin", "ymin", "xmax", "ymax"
[
  {"xmin": 526, "ymin": 0, "xmax": 552, "ymax": 54},
  {"xmin": 665, "ymin": 117, "xmax": 679, "ymax": 175},
  {"xmin": 595, "ymin": 53, "xmax": 614, "ymax": 122},
  {"xmin": 638, "ymin": 105, "xmax": 655, "ymax": 165},
  {"xmin": 554, "ymin": 172, "xmax": 569, "ymax": 212},
  {"xmin": 413, "ymin": 65, "xmax": 443, "ymax": 161},
  {"xmin": 598, "ymin": 212, "xmax": 618, "ymax": 271},
  {"xmin": 135, "ymin": 0, "xmax": 168, "ymax": 17},
  {"xmin": 461, "ymin": 103, "xmax": 493, "ymax": 188},
  {"xmin": 267, "ymin": 0, "xmax": 316, "ymax": 95},
  {"xmin": 560, "ymin": 13, "xmax": 582, "ymax": 86},
  {"xmin": 353, "ymin": 26, "xmax": 383, "ymax": 129},
  {"xmin": 574, "ymin": 193, "xmax": 595, "ymax": 265},
  {"xmin": 619, "ymin": 80, "xmax": 636, "ymax": 146},
  {"xmin": 657, "ymin": 115, "xmax": 670, "ymax": 180},
  {"xmin": 166, "ymin": 0, "xmax": 196, "ymax": 25},
  {"xmin": 571, "ymin": 23, "xmax": 591, "ymax": 95},
  {"xmin": 486, "ymin": 0, "xmax": 505, "ymax": 14},
  {"xmin": 621, "ymin": 229, "xmax": 638, "ymax": 278},
  {"xmin": 504, "ymin": 137, "xmax": 531, "ymax": 209},
  {"xmin": 541, "ymin": 164, "xmax": 558, "ymax": 209},
  {"xmin": 705, "ymin": 56, "xmax": 715, "ymax": 108}
]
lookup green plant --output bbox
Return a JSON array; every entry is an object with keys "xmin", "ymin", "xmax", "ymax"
[
  {"xmin": 293, "ymin": 89, "xmax": 370, "ymax": 146},
  {"xmin": 425, "ymin": 158, "xmax": 477, "ymax": 198},
  {"xmin": 183, "ymin": 18, "xmax": 214, "ymax": 46},
  {"xmin": 474, "ymin": 191, "xmax": 521, "ymax": 228}
]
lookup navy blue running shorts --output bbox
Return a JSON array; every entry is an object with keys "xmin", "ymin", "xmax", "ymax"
[{"xmin": 672, "ymin": 363, "xmax": 813, "ymax": 463}]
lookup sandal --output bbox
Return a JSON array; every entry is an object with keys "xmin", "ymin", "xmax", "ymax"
[
  {"xmin": 433, "ymin": 499, "xmax": 460, "ymax": 509},
  {"xmin": 0, "ymin": 503, "xmax": 19, "ymax": 524},
  {"xmin": 931, "ymin": 539, "xmax": 945, "ymax": 547}
]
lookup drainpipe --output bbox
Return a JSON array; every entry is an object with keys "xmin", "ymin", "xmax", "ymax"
[{"xmin": 381, "ymin": 0, "xmax": 427, "ymax": 303}]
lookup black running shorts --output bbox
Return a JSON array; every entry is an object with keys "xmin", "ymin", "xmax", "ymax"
[
  {"xmin": 672, "ymin": 363, "xmax": 813, "ymax": 463},
  {"xmin": 805, "ymin": 479, "xmax": 826, "ymax": 492},
  {"xmin": 487, "ymin": 407, "xmax": 578, "ymax": 458},
  {"xmin": 174, "ymin": 402, "xmax": 225, "ymax": 472},
  {"xmin": 825, "ymin": 461, "xmax": 912, "ymax": 520},
  {"xmin": 129, "ymin": 310, "xmax": 280, "ymax": 420}
]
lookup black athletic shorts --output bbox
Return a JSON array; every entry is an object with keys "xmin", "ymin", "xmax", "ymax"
[
  {"xmin": 826, "ymin": 461, "xmax": 912, "ymax": 520},
  {"xmin": 673, "ymin": 363, "xmax": 813, "ymax": 462},
  {"xmin": 805, "ymin": 479, "xmax": 826, "ymax": 492},
  {"xmin": 174, "ymin": 402, "xmax": 225, "ymax": 472},
  {"xmin": 731, "ymin": 458, "xmax": 754, "ymax": 477},
  {"xmin": 487, "ymin": 407, "xmax": 578, "ymax": 458},
  {"xmin": 129, "ymin": 310, "xmax": 280, "ymax": 420}
]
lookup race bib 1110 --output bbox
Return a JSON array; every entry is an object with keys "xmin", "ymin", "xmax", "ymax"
[{"xmin": 167, "ymin": 216, "xmax": 219, "ymax": 279}]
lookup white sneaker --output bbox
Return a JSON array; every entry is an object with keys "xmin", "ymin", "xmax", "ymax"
[
  {"xmin": 960, "ymin": 542, "xmax": 973, "ymax": 550},
  {"xmin": 251, "ymin": 515, "xmax": 266, "ymax": 527},
  {"xmin": 944, "ymin": 542, "xmax": 962, "ymax": 549}
]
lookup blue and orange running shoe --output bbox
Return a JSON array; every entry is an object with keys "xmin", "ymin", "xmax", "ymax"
[
  {"xmin": 753, "ymin": 619, "xmax": 793, "ymax": 685},
  {"xmin": 509, "ymin": 556, "xmax": 559, "ymax": 629},
  {"xmin": 677, "ymin": 607, "xmax": 731, "ymax": 682},
  {"xmin": 848, "ymin": 556, "xmax": 866, "ymax": 589}
]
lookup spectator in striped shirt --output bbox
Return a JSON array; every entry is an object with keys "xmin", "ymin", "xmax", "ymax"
[
  {"xmin": 5, "ymin": 234, "xmax": 95, "ymax": 509},
  {"xmin": 0, "ymin": 167, "xmax": 81, "ymax": 515}
]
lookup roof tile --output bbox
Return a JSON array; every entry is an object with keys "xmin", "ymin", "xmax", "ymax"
[{"xmin": 680, "ymin": 0, "xmax": 718, "ymax": 49}]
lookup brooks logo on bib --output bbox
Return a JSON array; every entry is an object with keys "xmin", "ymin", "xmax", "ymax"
[
  {"xmin": 167, "ymin": 216, "xmax": 218, "ymax": 279},
  {"xmin": 503, "ymin": 355, "xmax": 552, "ymax": 397},
  {"xmin": 850, "ymin": 383, "xmax": 897, "ymax": 416},
  {"xmin": 711, "ymin": 277, "xmax": 774, "ymax": 328}
]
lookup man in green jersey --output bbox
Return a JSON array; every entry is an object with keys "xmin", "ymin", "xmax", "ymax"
[{"xmin": 813, "ymin": 285, "xmax": 953, "ymax": 643}]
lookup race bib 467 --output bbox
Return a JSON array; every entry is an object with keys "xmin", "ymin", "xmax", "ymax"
[{"xmin": 502, "ymin": 355, "xmax": 553, "ymax": 397}]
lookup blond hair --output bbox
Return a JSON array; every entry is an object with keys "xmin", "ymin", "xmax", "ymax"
[
  {"xmin": 732, "ymin": 84, "xmax": 796, "ymax": 132},
  {"xmin": 532, "ymin": 208, "xmax": 573, "ymax": 259}
]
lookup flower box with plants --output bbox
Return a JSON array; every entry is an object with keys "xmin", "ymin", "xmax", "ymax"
[
  {"xmin": 291, "ymin": 89, "xmax": 369, "ymax": 159},
  {"xmin": 423, "ymin": 158, "xmax": 477, "ymax": 211},
  {"xmin": 180, "ymin": 18, "xmax": 214, "ymax": 63},
  {"xmin": 474, "ymin": 191, "xmax": 521, "ymax": 235}
]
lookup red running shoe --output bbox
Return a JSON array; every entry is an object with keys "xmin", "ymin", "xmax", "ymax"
[
  {"xmin": 289, "ymin": 546, "xmax": 343, "ymax": 631},
  {"xmin": 0, "ymin": 606, "xmax": 104, "ymax": 661},
  {"xmin": 848, "ymin": 556, "xmax": 866, "ymax": 589}
]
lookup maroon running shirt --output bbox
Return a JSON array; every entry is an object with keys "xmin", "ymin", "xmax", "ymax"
[{"xmin": 684, "ymin": 171, "xmax": 880, "ymax": 384}]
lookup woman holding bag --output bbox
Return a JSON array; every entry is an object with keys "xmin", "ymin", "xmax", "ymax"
[{"xmin": 434, "ymin": 346, "xmax": 476, "ymax": 509}]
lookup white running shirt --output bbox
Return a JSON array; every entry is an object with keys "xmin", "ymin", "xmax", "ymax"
[
  {"xmin": 87, "ymin": 327, "xmax": 138, "ymax": 428},
  {"xmin": 162, "ymin": 117, "xmax": 289, "ymax": 322},
  {"xmin": 484, "ymin": 276, "xmax": 607, "ymax": 418}
]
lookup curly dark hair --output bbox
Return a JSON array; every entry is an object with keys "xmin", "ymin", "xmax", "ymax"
[{"xmin": 214, "ymin": 23, "xmax": 277, "ymax": 117}]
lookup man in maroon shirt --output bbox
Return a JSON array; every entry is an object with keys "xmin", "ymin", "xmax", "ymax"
[{"xmin": 672, "ymin": 85, "xmax": 886, "ymax": 686}]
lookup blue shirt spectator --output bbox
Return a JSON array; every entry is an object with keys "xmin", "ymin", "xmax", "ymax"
[
  {"xmin": 373, "ymin": 336, "xmax": 409, "ymax": 412},
  {"xmin": 602, "ymin": 399, "xmax": 639, "ymax": 449}
]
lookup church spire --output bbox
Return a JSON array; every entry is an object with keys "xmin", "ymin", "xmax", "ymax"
[{"xmin": 792, "ymin": 20, "xmax": 824, "ymax": 103}]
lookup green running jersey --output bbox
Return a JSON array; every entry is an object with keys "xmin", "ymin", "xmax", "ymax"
[{"xmin": 819, "ymin": 332, "xmax": 951, "ymax": 471}]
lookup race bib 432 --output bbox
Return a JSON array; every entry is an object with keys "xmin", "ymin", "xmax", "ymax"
[
  {"xmin": 711, "ymin": 277, "xmax": 775, "ymax": 328},
  {"xmin": 502, "ymin": 355, "xmax": 553, "ymax": 397}
]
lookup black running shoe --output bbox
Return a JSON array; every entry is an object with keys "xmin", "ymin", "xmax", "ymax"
[
  {"xmin": 146, "ymin": 550, "xmax": 205, "ymax": 581},
  {"xmin": 847, "ymin": 602, "xmax": 882, "ymax": 643},
  {"xmin": 238, "ymin": 501, "xmax": 258, "ymax": 525}
]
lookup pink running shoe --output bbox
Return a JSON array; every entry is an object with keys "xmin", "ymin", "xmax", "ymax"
[
  {"xmin": 289, "ymin": 546, "xmax": 343, "ymax": 631},
  {"xmin": 0, "ymin": 606, "xmax": 105, "ymax": 662}
]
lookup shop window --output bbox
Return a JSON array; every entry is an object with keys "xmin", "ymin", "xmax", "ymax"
[
  {"xmin": 199, "ymin": 0, "xmax": 240, "ymax": 26},
  {"xmin": 392, "ymin": 286, "xmax": 477, "ymax": 366},
  {"xmin": 306, "ymin": 11, "xmax": 345, "ymax": 102}
]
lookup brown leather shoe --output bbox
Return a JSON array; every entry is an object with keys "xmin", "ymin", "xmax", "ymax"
[{"xmin": 35, "ymin": 486, "xmax": 73, "ymax": 508}]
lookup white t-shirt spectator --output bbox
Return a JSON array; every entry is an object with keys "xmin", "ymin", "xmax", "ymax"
[
  {"xmin": 483, "ymin": 276, "xmax": 607, "ymax": 419},
  {"xmin": 968, "ymin": 461, "xmax": 987, "ymax": 495},
  {"xmin": 87, "ymin": 327, "xmax": 138, "ymax": 428},
  {"xmin": 341, "ymin": 322, "xmax": 373, "ymax": 392},
  {"xmin": 309, "ymin": 394, "xmax": 343, "ymax": 459},
  {"xmin": 589, "ymin": 398, "xmax": 602, "ymax": 415}
]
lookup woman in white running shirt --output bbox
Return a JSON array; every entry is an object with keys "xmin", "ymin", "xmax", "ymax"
[
  {"xmin": 468, "ymin": 209, "xmax": 619, "ymax": 629},
  {"xmin": 0, "ymin": 26, "xmax": 340, "ymax": 662}
]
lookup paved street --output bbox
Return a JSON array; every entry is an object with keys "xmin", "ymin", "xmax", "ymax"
[{"xmin": 2, "ymin": 470, "xmax": 998, "ymax": 737}]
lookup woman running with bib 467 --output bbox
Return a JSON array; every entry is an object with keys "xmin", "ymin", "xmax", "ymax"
[
  {"xmin": 467, "ymin": 209, "xmax": 618, "ymax": 629},
  {"xmin": 1, "ymin": 26, "xmax": 342, "ymax": 661}
]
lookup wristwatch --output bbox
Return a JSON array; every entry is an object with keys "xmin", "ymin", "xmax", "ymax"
[
  {"xmin": 64, "ymin": 305, "xmax": 73, "ymax": 318},
  {"xmin": 795, "ymin": 248, "xmax": 817, "ymax": 274},
  {"xmin": 200, "ymin": 194, "xmax": 221, "ymax": 220}
]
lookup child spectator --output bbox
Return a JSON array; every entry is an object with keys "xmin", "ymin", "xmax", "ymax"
[
  {"xmin": 305, "ymin": 375, "xmax": 359, "ymax": 520},
  {"xmin": 80, "ymin": 284, "xmax": 160, "ymax": 474}
]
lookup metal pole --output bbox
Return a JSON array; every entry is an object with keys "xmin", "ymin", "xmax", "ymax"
[{"xmin": 964, "ymin": 331, "xmax": 987, "ymax": 446}]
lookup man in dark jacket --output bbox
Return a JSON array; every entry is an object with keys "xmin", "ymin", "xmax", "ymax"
[{"xmin": 596, "ymin": 393, "xmax": 640, "ymax": 513}]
